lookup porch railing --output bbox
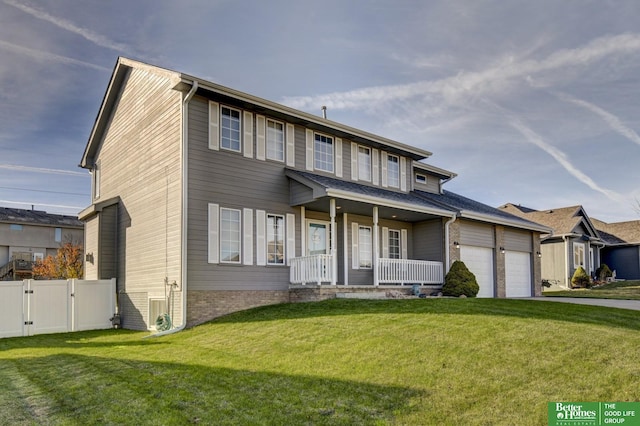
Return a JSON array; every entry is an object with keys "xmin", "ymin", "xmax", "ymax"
[
  {"xmin": 378, "ymin": 258, "xmax": 443, "ymax": 285},
  {"xmin": 290, "ymin": 254, "xmax": 334, "ymax": 285}
]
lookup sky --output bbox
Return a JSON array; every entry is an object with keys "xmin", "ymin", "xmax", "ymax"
[{"xmin": 1, "ymin": 0, "xmax": 640, "ymax": 223}]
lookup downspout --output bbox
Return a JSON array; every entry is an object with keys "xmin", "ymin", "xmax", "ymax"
[
  {"xmin": 149, "ymin": 80, "xmax": 198, "ymax": 338},
  {"xmin": 444, "ymin": 213, "xmax": 458, "ymax": 274}
]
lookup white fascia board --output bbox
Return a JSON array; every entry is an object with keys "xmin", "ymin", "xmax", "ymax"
[
  {"xmin": 459, "ymin": 210, "xmax": 552, "ymax": 233},
  {"xmin": 326, "ymin": 189, "xmax": 455, "ymax": 218},
  {"xmin": 412, "ymin": 161, "xmax": 457, "ymax": 179}
]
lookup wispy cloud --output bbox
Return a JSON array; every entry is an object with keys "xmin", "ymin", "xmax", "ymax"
[
  {"xmin": 283, "ymin": 33, "xmax": 640, "ymax": 111},
  {"xmin": 0, "ymin": 164, "xmax": 88, "ymax": 177},
  {"xmin": 554, "ymin": 91, "xmax": 640, "ymax": 147},
  {"xmin": 3, "ymin": 0, "xmax": 130, "ymax": 53},
  {"xmin": 0, "ymin": 40, "xmax": 109, "ymax": 71},
  {"xmin": 0, "ymin": 199, "xmax": 84, "ymax": 211}
]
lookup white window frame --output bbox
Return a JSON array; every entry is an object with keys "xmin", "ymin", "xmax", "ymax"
[
  {"xmin": 220, "ymin": 105, "xmax": 242, "ymax": 152},
  {"xmin": 266, "ymin": 119, "xmax": 285, "ymax": 162},
  {"xmin": 415, "ymin": 174, "xmax": 427, "ymax": 184},
  {"xmin": 314, "ymin": 132, "xmax": 334, "ymax": 173},
  {"xmin": 387, "ymin": 154, "xmax": 400, "ymax": 188},
  {"xmin": 267, "ymin": 214, "xmax": 285, "ymax": 265},
  {"xmin": 307, "ymin": 220, "xmax": 330, "ymax": 256},
  {"xmin": 358, "ymin": 225, "xmax": 372, "ymax": 269},
  {"xmin": 358, "ymin": 146, "xmax": 371, "ymax": 182},
  {"xmin": 573, "ymin": 242, "xmax": 585, "ymax": 269},
  {"xmin": 92, "ymin": 161, "xmax": 101, "ymax": 200},
  {"xmin": 220, "ymin": 207, "xmax": 242, "ymax": 264},
  {"xmin": 388, "ymin": 229, "xmax": 401, "ymax": 259}
]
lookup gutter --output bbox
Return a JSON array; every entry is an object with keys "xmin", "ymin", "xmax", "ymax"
[{"xmin": 148, "ymin": 80, "xmax": 198, "ymax": 338}]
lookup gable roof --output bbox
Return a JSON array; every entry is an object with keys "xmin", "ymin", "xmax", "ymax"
[
  {"xmin": 591, "ymin": 218, "xmax": 640, "ymax": 245},
  {"xmin": 499, "ymin": 203, "xmax": 600, "ymax": 240},
  {"xmin": 0, "ymin": 207, "xmax": 83, "ymax": 228}
]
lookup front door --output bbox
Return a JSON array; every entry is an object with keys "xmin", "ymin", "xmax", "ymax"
[{"xmin": 307, "ymin": 221, "xmax": 329, "ymax": 255}]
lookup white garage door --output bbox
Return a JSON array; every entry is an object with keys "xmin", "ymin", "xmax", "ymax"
[
  {"xmin": 505, "ymin": 251, "xmax": 532, "ymax": 297},
  {"xmin": 460, "ymin": 246, "xmax": 494, "ymax": 298}
]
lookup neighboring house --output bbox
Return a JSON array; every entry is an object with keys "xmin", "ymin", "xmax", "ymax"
[
  {"xmin": 0, "ymin": 207, "xmax": 84, "ymax": 280},
  {"xmin": 591, "ymin": 218, "xmax": 640, "ymax": 280},
  {"xmin": 499, "ymin": 204, "xmax": 606, "ymax": 288},
  {"xmin": 79, "ymin": 57, "xmax": 549, "ymax": 331}
]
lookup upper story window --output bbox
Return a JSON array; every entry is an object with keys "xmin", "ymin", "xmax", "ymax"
[
  {"xmin": 10, "ymin": 224, "xmax": 23, "ymax": 231},
  {"xmin": 387, "ymin": 154, "xmax": 400, "ymax": 188},
  {"xmin": 415, "ymin": 174, "xmax": 427, "ymax": 184},
  {"xmin": 55, "ymin": 228, "xmax": 62, "ymax": 242},
  {"xmin": 358, "ymin": 146, "xmax": 371, "ymax": 181},
  {"xmin": 266, "ymin": 119, "xmax": 285, "ymax": 162},
  {"xmin": 314, "ymin": 133, "xmax": 334, "ymax": 172},
  {"xmin": 221, "ymin": 106, "xmax": 241, "ymax": 152}
]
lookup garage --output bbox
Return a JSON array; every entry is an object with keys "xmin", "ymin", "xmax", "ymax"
[
  {"xmin": 460, "ymin": 245, "xmax": 495, "ymax": 298},
  {"xmin": 505, "ymin": 251, "xmax": 532, "ymax": 297}
]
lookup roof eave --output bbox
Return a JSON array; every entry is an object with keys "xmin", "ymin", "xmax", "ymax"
[{"xmin": 459, "ymin": 210, "xmax": 552, "ymax": 233}]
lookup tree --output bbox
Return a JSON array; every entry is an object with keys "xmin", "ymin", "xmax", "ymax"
[{"xmin": 33, "ymin": 242, "xmax": 84, "ymax": 279}]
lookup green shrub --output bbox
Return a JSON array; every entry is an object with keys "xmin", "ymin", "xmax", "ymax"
[
  {"xmin": 595, "ymin": 264, "xmax": 613, "ymax": 282},
  {"xmin": 571, "ymin": 266, "xmax": 591, "ymax": 288},
  {"xmin": 443, "ymin": 260, "xmax": 479, "ymax": 297}
]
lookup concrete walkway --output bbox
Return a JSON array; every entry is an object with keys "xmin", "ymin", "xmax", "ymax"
[{"xmin": 527, "ymin": 297, "xmax": 640, "ymax": 311}]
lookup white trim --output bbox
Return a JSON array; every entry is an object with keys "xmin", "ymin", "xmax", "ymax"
[
  {"xmin": 208, "ymin": 101, "xmax": 219, "ymax": 150},
  {"xmin": 335, "ymin": 138, "xmax": 343, "ymax": 177},
  {"xmin": 266, "ymin": 118, "xmax": 285, "ymax": 162},
  {"xmin": 286, "ymin": 213, "xmax": 295, "ymax": 265},
  {"xmin": 357, "ymin": 225, "xmax": 373, "ymax": 269},
  {"xmin": 573, "ymin": 242, "xmax": 586, "ymax": 269},
  {"xmin": 400, "ymin": 157, "xmax": 407, "ymax": 191},
  {"xmin": 372, "ymin": 148, "xmax": 379, "ymax": 185},
  {"xmin": 220, "ymin": 207, "xmax": 242, "ymax": 264},
  {"xmin": 286, "ymin": 123, "xmax": 295, "ymax": 167},
  {"xmin": 300, "ymin": 206, "xmax": 306, "ymax": 256},
  {"xmin": 256, "ymin": 115, "xmax": 266, "ymax": 160},
  {"xmin": 243, "ymin": 111, "xmax": 254, "ymax": 158},
  {"xmin": 207, "ymin": 203, "xmax": 219, "ymax": 263},
  {"xmin": 401, "ymin": 229, "xmax": 408, "ymax": 259},
  {"xmin": 387, "ymin": 153, "xmax": 400, "ymax": 188},
  {"xmin": 220, "ymin": 105, "xmax": 242, "ymax": 153},
  {"xmin": 351, "ymin": 222, "xmax": 359, "ymax": 269},
  {"xmin": 243, "ymin": 208, "xmax": 253, "ymax": 265},
  {"xmin": 325, "ymin": 188, "xmax": 454, "ymax": 217},
  {"xmin": 306, "ymin": 219, "xmax": 330, "ymax": 255},
  {"xmin": 305, "ymin": 129, "xmax": 314, "ymax": 171},
  {"xmin": 381, "ymin": 151, "xmax": 388, "ymax": 187},
  {"xmin": 381, "ymin": 227, "xmax": 389, "ymax": 258},
  {"xmin": 351, "ymin": 142, "xmax": 358, "ymax": 181},
  {"xmin": 343, "ymin": 213, "xmax": 349, "ymax": 285},
  {"xmin": 266, "ymin": 213, "xmax": 285, "ymax": 265},
  {"xmin": 256, "ymin": 210, "xmax": 266, "ymax": 266}
]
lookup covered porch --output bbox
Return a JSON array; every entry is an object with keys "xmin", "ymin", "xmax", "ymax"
[{"xmin": 286, "ymin": 170, "xmax": 457, "ymax": 287}]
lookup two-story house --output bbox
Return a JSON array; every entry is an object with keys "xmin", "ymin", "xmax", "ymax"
[
  {"xmin": 79, "ymin": 58, "xmax": 549, "ymax": 331},
  {"xmin": 0, "ymin": 207, "xmax": 84, "ymax": 280}
]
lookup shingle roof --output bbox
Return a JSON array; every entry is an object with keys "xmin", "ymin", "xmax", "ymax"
[
  {"xmin": 499, "ymin": 204, "xmax": 588, "ymax": 235},
  {"xmin": 0, "ymin": 207, "xmax": 83, "ymax": 228},
  {"xmin": 592, "ymin": 218, "xmax": 640, "ymax": 244}
]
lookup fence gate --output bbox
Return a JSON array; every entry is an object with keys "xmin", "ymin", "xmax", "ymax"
[{"xmin": 0, "ymin": 279, "xmax": 116, "ymax": 339}]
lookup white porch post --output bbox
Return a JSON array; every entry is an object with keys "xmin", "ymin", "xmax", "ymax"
[
  {"xmin": 373, "ymin": 206, "xmax": 379, "ymax": 286},
  {"xmin": 330, "ymin": 199, "xmax": 337, "ymax": 285}
]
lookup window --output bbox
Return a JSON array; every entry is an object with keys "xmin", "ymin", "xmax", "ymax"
[
  {"xmin": 358, "ymin": 146, "xmax": 371, "ymax": 181},
  {"xmin": 266, "ymin": 119, "xmax": 285, "ymax": 161},
  {"xmin": 221, "ymin": 106, "xmax": 241, "ymax": 152},
  {"xmin": 220, "ymin": 208, "xmax": 241, "ymax": 263},
  {"xmin": 358, "ymin": 226, "xmax": 372, "ymax": 269},
  {"xmin": 267, "ymin": 214, "xmax": 285, "ymax": 265},
  {"xmin": 415, "ymin": 174, "xmax": 427, "ymax": 184},
  {"xmin": 55, "ymin": 228, "xmax": 62, "ymax": 242},
  {"xmin": 314, "ymin": 133, "xmax": 334, "ymax": 172},
  {"xmin": 387, "ymin": 154, "xmax": 400, "ymax": 188},
  {"xmin": 573, "ymin": 242, "xmax": 585, "ymax": 269},
  {"xmin": 389, "ymin": 230, "xmax": 401, "ymax": 259},
  {"xmin": 93, "ymin": 162, "xmax": 100, "ymax": 200},
  {"xmin": 10, "ymin": 224, "xmax": 22, "ymax": 231}
]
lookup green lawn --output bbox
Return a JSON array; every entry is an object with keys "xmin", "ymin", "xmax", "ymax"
[
  {"xmin": 1, "ymin": 298, "xmax": 639, "ymax": 425},
  {"xmin": 544, "ymin": 280, "xmax": 640, "ymax": 300}
]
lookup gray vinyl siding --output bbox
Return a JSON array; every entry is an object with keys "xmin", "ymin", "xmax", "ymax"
[
  {"xmin": 187, "ymin": 96, "xmax": 298, "ymax": 291},
  {"xmin": 504, "ymin": 229, "xmax": 532, "ymax": 252},
  {"xmin": 413, "ymin": 219, "xmax": 444, "ymax": 262},
  {"xmin": 460, "ymin": 221, "xmax": 495, "ymax": 248},
  {"xmin": 413, "ymin": 173, "xmax": 440, "ymax": 194},
  {"xmin": 294, "ymin": 125, "xmax": 307, "ymax": 170},
  {"xmin": 86, "ymin": 66, "xmax": 183, "ymax": 331},
  {"xmin": 541, "ymin": 242, "xmax": 566, "ymax": 284}
]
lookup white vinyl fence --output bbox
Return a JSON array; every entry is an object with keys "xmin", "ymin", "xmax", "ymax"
[{"xmin": 0, "ymin": 279, "xmax": 116, "ymax": 339}]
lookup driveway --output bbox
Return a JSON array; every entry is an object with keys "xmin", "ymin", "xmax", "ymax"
[{"xmin": 527, "ymin": 297, "xmax": 640, "ymax": 311}]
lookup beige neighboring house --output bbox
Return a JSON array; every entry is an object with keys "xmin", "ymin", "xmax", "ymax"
[
  {"xmin": 0, "ymin": 207, "xmax": 84, "ymax": 280},
  {"xmin": 499, "ymin": 204, "xmax": 605, "ymax": 288}
]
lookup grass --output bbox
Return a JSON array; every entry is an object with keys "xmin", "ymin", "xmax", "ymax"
[
  {"xmin": 1, "ymin": 298, "xmax": 640, "ymax": 425},
  {"xmin": 543, "ymin": 279, "xmax": 640, "ymax": 300}
]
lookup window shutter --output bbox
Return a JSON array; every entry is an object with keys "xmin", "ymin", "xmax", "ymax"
[
  {"xmin": 286, "ymin": 213, "xmax": 295, "ymax": 265},
  {"xmin": 256, "ymin": 210, "xmax": 266, "ymax": 266},
  {"xmin": 381, "ymin": 151, "xmax": 388, "ymax": 187},
  {"xmin": 372, "ymin": 149, "xmax": 379, "ymax": 185},
  {"xmin": 208, "ymin": 101, "xmax": 220, "ymax": 151},
  {"xmin": 351, "ymin": 222, "xmax": 359, "ymax": 269},
  {"xmin": 335, "ymin": 138, "xmax": 343, "ymax": 177},
  {"xmin": 305, "ymin": 129, "xmax": 314, "ymax": 170},
  {"xmin": 208, "ymin": 203, "xmax": 219, "ymax": 263},
  {"xmin": 286, "ymin": 124, "xmax": 295, "ymax": 167},
  {"xmin": 243, "ymin": 208, "xmax": 253, "ymax": 265},
  {"xmin": 382, "ymin": 227, "xmax": 389, "ymax": 258},
  {"xmin": 256, "ymin": 115, "xmax": 266, "ymax": 161},
  {"xmin": 351, "ymin": 142, "xmax": 358, "ymax": 180},
  {"xmin": 400, "ymin": 157, "xmax": 407, "ymax": 191},
  {"xmin": 243, "ymin": 112, "xmax": 254, "ymax": 158},
  {"xmin": 401, "ymin": 229, "xmax": 408, "ymax": 259}
]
